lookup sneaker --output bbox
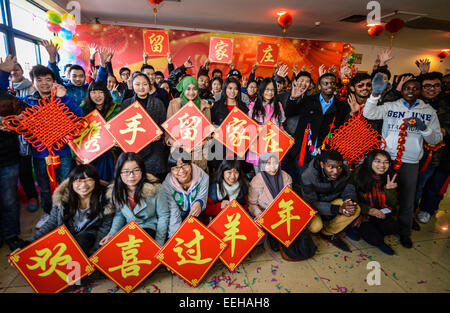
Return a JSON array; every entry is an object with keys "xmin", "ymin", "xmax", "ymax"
[
  {"xmin": 346, "ymin": 227, "xmax": 360, "ymax": 241},
  {"xmin": 27, "ymin": 198, "xmax": 39, "ymax": 212},
  {"xmin": 35, "ymin": 213, "xmax": 50, "ymax": 229},
  {"xmin": 321, "ymin": 233, "xmax": 351, "ymax": 252},
  {"xmin": 377, "ymin": 243, "xmax": 395, "ymax": 255},
  {"xmin": 417, "ymin": 211, "xmax": 431, "ymax": 224},
  {"xmin": 400, "ymin": 235, "xmax": 413, "ymax": 249}
]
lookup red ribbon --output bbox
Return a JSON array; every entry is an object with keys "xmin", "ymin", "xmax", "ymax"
[{"xmin": 298, "ymin": 124, "xmax": 311, "ymax": 167}]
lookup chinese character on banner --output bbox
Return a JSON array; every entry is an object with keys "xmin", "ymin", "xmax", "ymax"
[
  {"xmin": 89, "ymin": 221, "xmax": 161, "ymax": 293},
  {"xmin": 105, "ymin": 101, "xmax": 163, "ymax": 153},
  {"xmin": 256, "ymin": 42, "xmax": 280, "ymax": 67},
  {"xmin": 162, "ymin": 101, "xmax": 215, "ymax": 153},
  {"xmin": 67, "ymin": 110, "xmax": 116, "ymax": 164},
  {"xmin": 208, "ymin": 200, "xmax": 265, "ymax": 272},
  {"xmin": 213, "ymin": 107, "xmax": 261, "ymax": 158},
  {"xmin": 250, "ymin": 120, "xmax": 295, "ymax": 161},
  {"xmin": 156, "ymin": 217, "xmax": 226, "ymax": 287},
  {"xmin": 256, "ymin": 186, "xmax": 316, "ymax": 248},
  {"xmin": 8, "ymin": 225, "xmax": 94, "ymax": 293},
  {"xmin": 208, "ymin": 36, "xmax": 234, "ymax": 64},
  {"xmin": 143, "ymin": 29, "xmax": 170, "ymax": 57}
]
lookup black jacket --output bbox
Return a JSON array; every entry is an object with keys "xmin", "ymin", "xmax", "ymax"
[
  {"xmin": 210, "ymin": 100, "xmax": 249, "ymax": 126},
  {"xmin": 285, "ymin": 93, "xmax": 350, "ymax": 162}
]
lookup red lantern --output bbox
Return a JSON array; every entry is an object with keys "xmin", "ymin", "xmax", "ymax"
[
  {"xmin": 368, "ymin": 24, "xmax": 384, "ymax": 37},
  {"xmin": 437, "ymin": 51, "xmax": 449, "ymax": 62},
  {"xmin": 385, "ymin": 18, "xmax": 405, "ymax": 34},
  {"xmin": 278, "ymin": 12, "xmax": 293, "ymax": 33},
  {"xmin": 148, "ymin": 0, "xmax": 163, "ymax": 4}
]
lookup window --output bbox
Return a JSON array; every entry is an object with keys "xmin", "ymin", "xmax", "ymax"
[
  {"xmin": 10, "ymin": 0, "xmax": 51, "ymax": 39},
  {"xmin": 0, "ymin": 32, "xmax": 7, "ymax": 60},
  {"xmin": 14, "ymin": 36, "xmax": 37, "ymax": 78}
]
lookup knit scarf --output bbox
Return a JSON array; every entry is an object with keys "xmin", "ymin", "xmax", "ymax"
[
  {"xmin": 362, "ymin": 175, "xmax": 388, "ymax": 210},
  {"xmin": 216, "ymin": 181, "xmax": 241, "ymax": 202},
  {"xmin": 261, "ymin": 169, "xmax": 284, "ymax": 199},
  {"xmin": 176, "ymin": 76, "xmax": 202, "ymax": 109}
]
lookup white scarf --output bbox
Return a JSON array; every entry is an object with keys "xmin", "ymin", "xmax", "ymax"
[{"xmin": 217, "ymin": 181, "xmax": 240, "ymax": 202}]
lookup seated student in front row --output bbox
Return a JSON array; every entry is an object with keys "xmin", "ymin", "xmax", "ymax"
[
  {"xmin": 99, "ymin": 152, "xmax": 169, "ymax": 247},
  {"xmin": 300, "ymin": 149, "xmax": 360, "ymax": 252},
  {"xmin": 10, "ymin": 164, "xmax": 114, "ymax": 256},
  {"xmin": 352, "ymin": 149, "xmax": 400, "ymax": 255}
]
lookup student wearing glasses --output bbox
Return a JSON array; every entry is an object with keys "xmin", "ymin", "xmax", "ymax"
[{"xmin": 99, "ymin": 152, "xmax": 169, "ymax": 247}]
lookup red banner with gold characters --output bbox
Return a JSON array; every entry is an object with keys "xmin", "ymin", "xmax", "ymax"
[
  {"xmin": 208, "ymin": 200, "xmax": 265, "ymax": 272},
  {"xmin": 156, "ymin": 217, "xmax": 226, "ymax": 287},
  {"xmin": 256, "ymin": 186, "xmax": 316, "ymax": 248},
  {"xmin": 250, "ymin": 120, "xmax": 295, "ymax": 161},
  {"xmin": 256, "ymin": 42, "xmax": 280, "ymax": 67},
  {"xmin": 208, "ymin": 36, "xmax": 234, "ymax": 64},
  {"xmin": 8, "ymin": 225, "xmax": 95, "ymax": 293},
  {"xmin": 89, "ymin": 221, "xmax": 161, "ymax": 293},
  {"xmin": 162, "ymin": 101, "xmax": 215, "ymax": 153},
  {"xmin": 143, "ymin": 29, "xmax": 170, "ymax": 57},
  {"xmin": 105, "ymin": 101, "xmax": 163, "ymax": 153},
  {"xmin": 67, "ymin": 110, "xmax": 116, "ymax": 164},
  {"xmin": 213, "ymin": 106, "xmax": 261, "ymax": 158}
]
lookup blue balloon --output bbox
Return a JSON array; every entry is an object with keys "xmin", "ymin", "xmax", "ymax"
[{"xmin": 59, "ymin": 28, "xmax": 73, "ymax": 40}]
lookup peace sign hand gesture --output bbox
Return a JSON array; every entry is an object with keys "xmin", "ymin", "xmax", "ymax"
[{"xmin": 386, "ymin": 174, "xmax": 398, "ymax": 190}]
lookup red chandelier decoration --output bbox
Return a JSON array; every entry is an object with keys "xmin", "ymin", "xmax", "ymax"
[{"xmin": 148, "ymin": 0, "xmax": 164, "ymax": 24}]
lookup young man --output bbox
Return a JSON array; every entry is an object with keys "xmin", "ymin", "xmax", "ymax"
[
  {"xmin": 363, "ymin": 73, "xmax": 443, "ymax": 248},
  {"xmin": 43, "ymin": 40, "xmax": 108, "ymax": 106},
  {"xmin": 300, "ymin": 149, "xmax": 360, "ymax": 252},
  {"xmin": 155, "ymin": 71, "xmax": 164, "ymax": 85},
  {"xmin": 0, "ymin": 57, "xmax": 84, "ymax": 229}
]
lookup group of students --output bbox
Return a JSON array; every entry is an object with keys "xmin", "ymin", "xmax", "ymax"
[{"xmin": 0, "ymin": 41, "xmax": 449, "ymax": 269}]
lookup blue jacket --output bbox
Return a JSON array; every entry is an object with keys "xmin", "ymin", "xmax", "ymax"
[{"xmin": 48, "ymin": 61, "xmax": 108, "ymax": 106}]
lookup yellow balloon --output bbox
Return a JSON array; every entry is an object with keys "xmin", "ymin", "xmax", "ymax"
[
  {"xmin": 62, "ymin": 13, "xmax": 75, "ymax": 21},
  {"xmin": 51, "ymin": 35, "xmax": 63, "ymax": 48}
]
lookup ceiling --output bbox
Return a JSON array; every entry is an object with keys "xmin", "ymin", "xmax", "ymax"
[{"xmin": 50, "ymin": 0, "xmax": 450, "ymax": 51}]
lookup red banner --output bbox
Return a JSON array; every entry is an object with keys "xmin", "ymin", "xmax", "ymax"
[
  {"xmin": 156, "ymin": 217, "xmax": 226, "ymax": 287},
  {"xmin": 212, "ymin": 107, "xmax": 261, "ymax": 158},
  {"xmin": 68, "ymin": 110, "xmax": 116, "ymax": 164},
  {"xmin": 250, "ymin": 120, "xmax": 295, "ymax": 161},
  {"xmin": 208, "ymin": 200, "xmax": 265, "ymax": 272},
  {"xmin": 162, "ymin": 101, "xmax": 214, "ymax": 153},
  {"xmin": 105, "ymin": 101, "xmax": 163, "ymax": 153},
  {"xmin": 256, "ymin": 42, "xmax": 280, "ymax": 67},
  {"xmin": 208, "ymin": 36, "xmax": 234, "ymax": 64},
  {"xmin": 143, "ymin": 29, "xmax": 170, "ymax": 57},
  {"xmin": 8, "ymin": 225, "xmax": 94, "ymax": 293},
  {"xmin": 256, "ymin": 186, "xmax": 316, "ymax": 248},
  {"xmin": 89, "ymin": 221, "xmax": 161, "ymax": 293}
]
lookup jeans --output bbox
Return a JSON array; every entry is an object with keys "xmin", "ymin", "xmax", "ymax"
[
  {"xmin": 397, "ymin": 163, "xmax": 420, "ymax": 236},
  {"xmin": 420, "ymin": 170, "xmax": 449, "ymax": 216},
  {"xmin": 0, "ymin": 163, "xmax": 20, "ymax": 241},
  {"xmin": 33, "ymin": 155, "xmax": 74, "ymax": 214},
  {"xmin": 414, "ymin": 166, "xmax": 436, "ymax": 210},
  {"xmin": 19, "ymin": 155, "xmax": 38, "ymax": 200}
]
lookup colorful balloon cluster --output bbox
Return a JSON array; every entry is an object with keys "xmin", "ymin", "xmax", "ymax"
[{"xmin": 46, "ymin": 11, "xmax": 81, "ymax": 66}]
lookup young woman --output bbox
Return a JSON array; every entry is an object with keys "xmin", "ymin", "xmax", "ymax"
[
  {"xmin": 100, "ymin": 152, "xmax": 169, "ymax": 246},
  {"xmin": 122, "ymin": 72, "xmax": 169, "ymax": 180},
  {"xmin": 211, "ymin": 77, "xmax": 223, "ymax": 99},
  {"xmin": 165, "ymin": 76, "xmax": 211, "ymax": 172},
  {"xmin": 159, "ymin": 80, "xmax": 173, "ymax": 102},
  {"xmin": 211, "ymin": 77, "xmax": 248, "ymax": 126},
  {"xmin": 81, "ymin": 81, "xmax": 122, "ymax": 182},
  {"xmin": 246, "ymin": 78, "xmax": 286, "ymax": 169},
  {"xmin": 248, "ymin": 152, "xmax": 316, "ymax": 261},
  {"xmin": 205, "ymin": 159, "xmax": 249, "ymax": 222},
  {"xmin": 353, "ymin": 149, "xmax": 400, "ymax": 255},
  {"xmin": 161, "ymin": 149, "xmax": 209, "ymax": 238},
  {"xmin": 245, "ymin": 80, "xmax": 258, "ymax": 103},
  {"xmin": 11, "ymin": 164, "xmax": 114, "ymax": 256}
]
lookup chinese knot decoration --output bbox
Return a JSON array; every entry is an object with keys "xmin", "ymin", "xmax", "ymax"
[{"xmin": 1, "ymin": 90, "xmax": 85, "ymax": 192}]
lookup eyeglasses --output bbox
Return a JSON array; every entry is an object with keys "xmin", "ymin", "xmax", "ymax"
[
  {"xmin": 120, "ymin": 168, "xmax": 142, "ymax": 177},
  {"xmin": 356, "ymin": 82, "xmax": 372, "ymax": 88},
  {"xmin": 73, "ymin": 178, "xmax": 95, "ymax": 185},
  {"xmin": 422, "ymin": 83, "xmax": 441, "ymax": 90},
  {"xmin": 373, "ymin": 159, "xmax": 390, "ymax": 166},
  {"xmin": 171, "ymin": 163, "xmax": 191, "ymax": 174},
  {"xmin": 265, "ymin": 88, "xmax": 275, "ymax": 92}
]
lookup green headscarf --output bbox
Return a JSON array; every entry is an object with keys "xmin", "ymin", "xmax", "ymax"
[{"xmin": 176, "ymin": 76, "xmax": 202, "ymax": 109}]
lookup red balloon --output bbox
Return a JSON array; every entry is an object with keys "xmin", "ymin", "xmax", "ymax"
[
  {"xmin": 149, "ymin": 0, "xmax": 163, "ymax": 4},
  {"xmin": 368, "ymin": 24, "xmax": 384, "ymax": 37},
  {"xmin": 47, "ymin": 21, "xmax": 62, "ymax": 33},
  {"xmin": 437, "ymin": 51, "xmax": 449, "ymax": 59},
  {"xmin": 385, "ymin": 18, "xmax": 405, "ymax": 34},
  {"xmin": 278, "ymin": 12, "xmax": 293, "ymax": 28},
  {"xmin": 343, "ymin": 43, "xmax": 352, "ymax": 52}
]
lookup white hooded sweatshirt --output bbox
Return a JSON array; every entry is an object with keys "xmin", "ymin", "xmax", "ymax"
[{"xmin": 363, "ymin": 94, "xmax": 443, "ymax": 164}]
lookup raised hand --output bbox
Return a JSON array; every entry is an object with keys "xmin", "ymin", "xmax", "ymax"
[
  {"xmin": 167, "ymin": 52, "xmax": 172, "ymax": 64},
  {"xmin": 292, "ymin": 64, "xmax": 299, "ymax": 76},
  {"xmin": 97, "ymin": 47, "xmax": 109, "ymax": 67},
  {"xmin": 42, "ymin": 40, "xmax": 59, "ymax": 63},
  {"xmin": 88, "ymin": 43, "xmax": 98, "ymax": 59},
  {"xmin": 347, "ymin": 93, "xmax": 360, "ymax": 116},
  {"xmin": 106, "ymin": 48, "xmax": 115, "ymax": 62},
  {"xmin": 385, "ymin": 174, "xmax": 398, "ymax": 190},
  {"xmin": 89, "ymin": 67, "xmax": 98, "ymax": 81},
  {"xmin": 378, "ymin": 48, "xmax": 393, "ymax": 66},
  {"xmin": 415, "ymin": 58, "xmax": 430, "ymax": 74},
  {"xmin": 143, "ymin": 51, "xmax": 149, "ymax": 64},
  {"xmin": 396, "ymin": 74, "xmax": 414, "ymax": 92},
  {"xmin": 0, "ymin": 55, "xmax": 17, "ymax": 73},
  {"xmin": 251, "ymin": 63, "xmax": 258, "ymax": 73},
  {"xmin": 291, "ymin": 79, "xmax": 308, "ymax": 99},
  {"xmin": 202, "ymin": 57, "xmax": 210, "ymax": 69},
  {"xmin": 229, "ymin": 62, "xmax": 235, "ymax": 70},
  {"xmin": 183, "ymin": 56, "xmax": 193, "ymax": 68},
  {"xmin": 276, "ymin": 63, "xmax": 288, "ymax": 78},
  {"xmin": 52, "ymin": 83, "xmax": 66, "ymax": 97},
  {"xmin": 372, "ymin": 72, "xmax": 388, "ymax": 96},
  {"xmin": 318, "ymin": 64, "xmax": 326, "ymax": 77}
]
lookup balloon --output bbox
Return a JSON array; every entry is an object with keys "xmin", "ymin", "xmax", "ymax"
[
  {"xmin": 71, "ymin": 36, "xmax": 78, "ymax": 44},
  {"xmin": 46, "ymin": 10, "xmax": 62, "ymax": 24},
  {"xmin": 74, "ymin": 46, "xmax": 82, "ymax": 57},
  {"xmin": 62, "ymin": 13, "xmax": 75, "ymax": 21},
  {"xmin": 368, "ymin": 24, "xmax": 384, "ymax": 37},
  {"xmin": 62, "ymin": 39, "xmax": 77, "ymax": 51},
  {"xmin": 59, "ymin": 28, "xmax": 73, "ymax": 40},
  {"xmin": 59, "ymin": 49, "xmax": 76, "ymax": 62},
  {"xmin": 61, "ymin": 17, "xmax": 77, "ymax": 33},
  {"xmin": 51, "ymin": 35, "xmax": 63, "ymax": 48},
  {"xmin": 47, "ymin": 21, "xmax": 62, "ymax": 33}
]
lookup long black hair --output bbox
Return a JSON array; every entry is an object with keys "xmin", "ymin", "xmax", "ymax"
[
  {"xmin": 112, "ymin": 152, "xmax": 149, "ymax": 208},
  {"xmin": 64, "ymin": 164, "xmax": 105, "ymax": 226},
  {"xmin": 355, "ymin": 149, "xmax": 394, "ymax": 193},
  {"xmin": 212, "ymin": 159, "xmax": 248, "ymax": 198},
  {"xmin": 83, "ymin": 80, "xmax": 114, "ymax": 117},
  {"xmin": 251, "ymin": 77, "xmax": 283, "ymax": 125},
  {"xmin": 215, "ymin": 77, "xmax": 246, "ymax": 108}
]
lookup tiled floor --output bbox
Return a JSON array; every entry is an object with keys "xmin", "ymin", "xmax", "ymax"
[{"xmin": 1, "ymin": 189, "xmax": 449, "ymax": 293}]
